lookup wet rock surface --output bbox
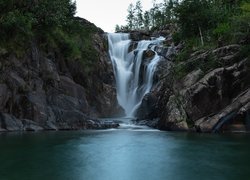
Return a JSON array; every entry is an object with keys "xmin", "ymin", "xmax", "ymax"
[{"xmin": 133, "ymin": 30, "xmax": 250, "ymax": 133}]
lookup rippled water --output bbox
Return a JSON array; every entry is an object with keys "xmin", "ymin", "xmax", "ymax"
[{"xmin": 0, "ymin": 129, "xmax": 250, "ymax": 180}]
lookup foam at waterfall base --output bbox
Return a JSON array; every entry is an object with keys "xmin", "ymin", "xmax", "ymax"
[
  {"xmin": 100, "ymin": 117, "xmax": 158, "ymax": 131},
  {"xmin": 118, "ymin": 123, "xmax": 149, "ymax": 130}
]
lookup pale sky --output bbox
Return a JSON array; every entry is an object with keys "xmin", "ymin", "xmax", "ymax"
[{"xmin": 75, "ymin": 0, "xmax": 158, "ymax": 32}]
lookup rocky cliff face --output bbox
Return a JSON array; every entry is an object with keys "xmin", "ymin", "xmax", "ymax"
[
  {"xmin": 0, "ymin": 19, "xmax": 120, "ymax": 132},
  {"xmin": 132, "ymin": 29, "xmax": 250, "ymax": 133},
  {"xmin": 1, "ymin": 20, "xmax": 249, "ymax": 133}
]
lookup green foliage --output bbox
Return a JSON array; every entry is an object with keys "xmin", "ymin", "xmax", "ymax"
[
  {"xmin": 174, "ymin": 0, "xmax": 213, "ymax": 38},
  {"xmin": 231, "ymin": 2, "xmax": 250, "ymax": 42},
  {"xmin": 135, "ymin": 1, "xmax": 144, "ymax": 29},
  {"xmin": 126, "ymin": 3, "xmax": 135, "ymax": 30},
  {"xmin": 172, "ymin": 32, "xmax": 182, "ymax": 45},
  {"xmin": 174, "ymin": 53, "xmax": 220, "ymax": 80},
  {"xmin": 143, "ymin": 11, "xmax": 151, "ymax": 30},
  {"xmin": 0, "ymin": 8, "xmax": 34, "ymax": 53},
  {"xmin": 0, "ymin": 0, "xmax": 99, "ymax": 69},
  {"xmin": 34, "ymin": 0, "xmax": 76, "ymax": 28},
  {"xmin": 213, "ymin": 23, "xmax": 232, "ymax": 42},
  {"xmin": 174, "ymin": 35, "xmax": 221, "ymax": 80},
  {"xmin": 120, "ymin": 0, "xmax": 249, "ymax": 47},
  {"xmin": 118, "ymin": 0, "xmax": 178, "ymax": 32},
  {"xmin": 119, "ymin": 0, "xmax": 250, "ymax": 81},
  {"xmin": 52, "ymin": 28, "xmax": 81, "ymax": 59},
  {"xmin": 0, "ymin": 0, "xmax": 77, "ymax": 52}
]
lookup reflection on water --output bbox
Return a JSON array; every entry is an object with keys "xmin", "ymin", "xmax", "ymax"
[{"xmin": 0, "ymin": 129, "xmax": 250, "ymax": 180}]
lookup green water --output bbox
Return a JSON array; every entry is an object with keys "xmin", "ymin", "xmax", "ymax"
[{"xmin": 0, "ymin": 129, "xmax": 249, "ymax": 180}]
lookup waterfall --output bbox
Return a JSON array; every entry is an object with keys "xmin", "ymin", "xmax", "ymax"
[{"xmin": 108, "ymin": 33, "xmax": 164, "ymax": 118}]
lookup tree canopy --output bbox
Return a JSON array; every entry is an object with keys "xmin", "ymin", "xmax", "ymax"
[
  {"xmin": 0, "ymin": 0, "xmax": 99, "ymax": 64},
  {"xmin": 116, "ymin": 0, "xmax": 250, "ymax": 46}
]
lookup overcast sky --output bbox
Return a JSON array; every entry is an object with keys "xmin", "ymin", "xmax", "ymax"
[{"xmin": 75, "ymin": 0, "xmax": 158, "ymax": 32}]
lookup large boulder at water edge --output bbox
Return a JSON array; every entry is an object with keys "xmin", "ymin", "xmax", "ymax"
[
  {"xmin": 0, "ymin": 18, "xmax": 120, "ymax": 132},
  {"xmin": 135, "ymin": 38, "xmax": 250, "ymax": 133}
]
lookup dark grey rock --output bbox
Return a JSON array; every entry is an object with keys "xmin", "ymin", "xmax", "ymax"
[
  {"xmin": 0, "ymin": 113, "xmax": 23, "ymax": 131},
  {"xmin": 22, "ymin": 119, "xmax": 44, "ymax": 131},
  {"xmin": 195, "ymin": 89, "xmax": 250, "ymax": 132},
  {"xmin": 0, "ymin": 84, "xmax": 10, "ymax": 111}
]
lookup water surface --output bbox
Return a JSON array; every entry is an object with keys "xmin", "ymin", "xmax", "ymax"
[{"xmin": 0, "ymin": 129, "xmax": 249, "ymax": 180}]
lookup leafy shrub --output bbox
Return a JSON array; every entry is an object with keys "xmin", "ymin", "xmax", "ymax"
[
  {"xmin": 231, "ymin": 2, "xmax": 250, "ymax": 42},
  {"xmin": 213, "ymin": 23, "xmax": 232, "ymax": 41}
]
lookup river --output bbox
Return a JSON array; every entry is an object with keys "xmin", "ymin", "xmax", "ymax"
[{"xmin": 0, "ymin": 128, "xmax": 249, "ymax": 180}]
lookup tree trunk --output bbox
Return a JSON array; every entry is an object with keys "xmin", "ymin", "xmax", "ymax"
[{"xmin": 199, "ymin": 26, "xmax": 204, "ymax": 46}]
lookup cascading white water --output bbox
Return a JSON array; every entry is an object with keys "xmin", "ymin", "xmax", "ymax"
[{"xmin": 108, "ymin": 33, "xmax": 164, "ymax": 118}]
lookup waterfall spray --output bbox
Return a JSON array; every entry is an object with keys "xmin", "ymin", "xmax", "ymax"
[{"xmin": 108, "ymin": 33, "xmax": 164, "ymax": 118}]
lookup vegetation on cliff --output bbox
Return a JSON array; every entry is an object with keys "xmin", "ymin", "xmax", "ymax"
[
  {"xmin": 117, "ymin": 0, "xmax": 250, "ymax": 79},
  {"xmin": 117, "ymin": 0, "xmax": 249, "ymax": 44},
  {"xmin": 0, "ymin": 0, "xmax": 99, "ymax": 69}
]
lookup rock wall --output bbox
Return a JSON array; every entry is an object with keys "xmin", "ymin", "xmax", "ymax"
[
  {"xmin": 1, "ymin": 23, "xmax": 248, "ymax": 133},
  {"xmin": 132, "ymin": 30, "xmax": 250, "ymax": 133},
  {"xmin": 0, "ymin": 20, "xmax": 120, "ymax": 132}
]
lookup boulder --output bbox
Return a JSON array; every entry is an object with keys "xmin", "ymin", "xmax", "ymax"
[
  {"xmin": 195, "ymin": 89, "xmax": 250, "ymax": 132},
  {"xmin": 181, "ymin": 59, "xmax": 249, "ymax": 122},
  {"xmin": 159, "ymin": 95, "xmax": 188, "ymax": 131},
  {"xmin": 96, "ymin": 83, "xmax": 124, "ymax": 117},
  {"xmin": 0, "ymin": 84, "xmax": 10, "ymax": 111},
  {"xmin": 0, "ymin": 113, "xmax": 23, "ymax": 131},
  {"xmin": 182, "ymin": 69, "xmax": 203, "ymax": 88},
  {"xmin": 22, "ymin": 119, "xmax": 44, "ymax": 131},
  {"xmin": 23, "ymin": 90, "xmax": 48, "ymax": 125},
  {"xmin": 136, "ymin": 93, "xmax": 158, "ymax": 120},
  {"xmin": 40, "ymin": 57, "xmax": 60, "ymax": 82}
]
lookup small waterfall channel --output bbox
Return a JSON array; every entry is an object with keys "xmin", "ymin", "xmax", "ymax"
[{"xmin": 108, "ymin": 33, "xmax": 165, "ymax": 118}]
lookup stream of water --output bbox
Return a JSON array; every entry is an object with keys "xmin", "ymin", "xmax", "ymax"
[{"xmin": 108, "ymin": 33, "xmax": 164, "ymax": 117}]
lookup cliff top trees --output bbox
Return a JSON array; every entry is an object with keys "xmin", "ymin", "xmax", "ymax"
[
  {"xmin": 118, "ymin": 0, "xmax": 248, "ymax": 46},
  {"xmin": 135, "ymin": 1, "xmax": 144, "ymax": 29},
  {"xmin": 0, "ymin": 0, "xmax": 99, "ymax": 63},
  {"xmin": 0, "ymin": 0, "xmax": 76, "ymax": 33},
  {"xmin": 125, "ymin": 1, "xmax": 144, "ymax": 30},
  {"xmin": 116, "ymin": 0, "xmax": 178, "ymax": 32},
  {"xmin": 0, "ymin": 0, "xmax": 77, "ymax": 48},
  {"xmin": 127, "ymin": 3, "xmax": 135, "ymax": 30}
]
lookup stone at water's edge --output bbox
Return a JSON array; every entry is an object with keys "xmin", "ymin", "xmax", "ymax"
[
  {"xmin": 0, "ymin": 18, "xmax": 121, "ymax": 132},
  {"xmin": 135, "ymin": 40, "xmax": 250, "ymax": 132},
  {"xmin": 158, "ymin": 95, "xmax": 189, "ymax": 131},
  {"xmin": 195, "ymin": 89, "xmax": 250, "ymax": 133}
]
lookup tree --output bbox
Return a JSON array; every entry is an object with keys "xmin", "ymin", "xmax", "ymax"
[
  {"xmin": 232, "ymin": 1, "xmax": 250, "ymax": 42},
  {"xmin": 153, "ymin": 4, "xmax": 164, "ymax": 28},
  {"xmin": 32, "ymin": 0, "xmax": 76, "ymax": 30},
  {"xmin": 174, "ymin": 0, "xmax": 216, "ymax": 45},
  {"xmin": 115, "ymin": 24, "xmax": 121, "ymax": 32},
  {"xmin": 0, "ymin": 0, "xmax": 78, "ymax": 54},
  {"xmin": 143, "ymin": 11, "xmax": 150, "ymax": 30},
  {"xmin": 162, "ymin": 0, "xmax": 175, "ymax": 24},
  {"xmin": 126, "ymin": 3, "xmax": 135, "ymax": 30},
  {"xmin": 135, "ymin": 0, "xmax": 144, "ymax": 29}
]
